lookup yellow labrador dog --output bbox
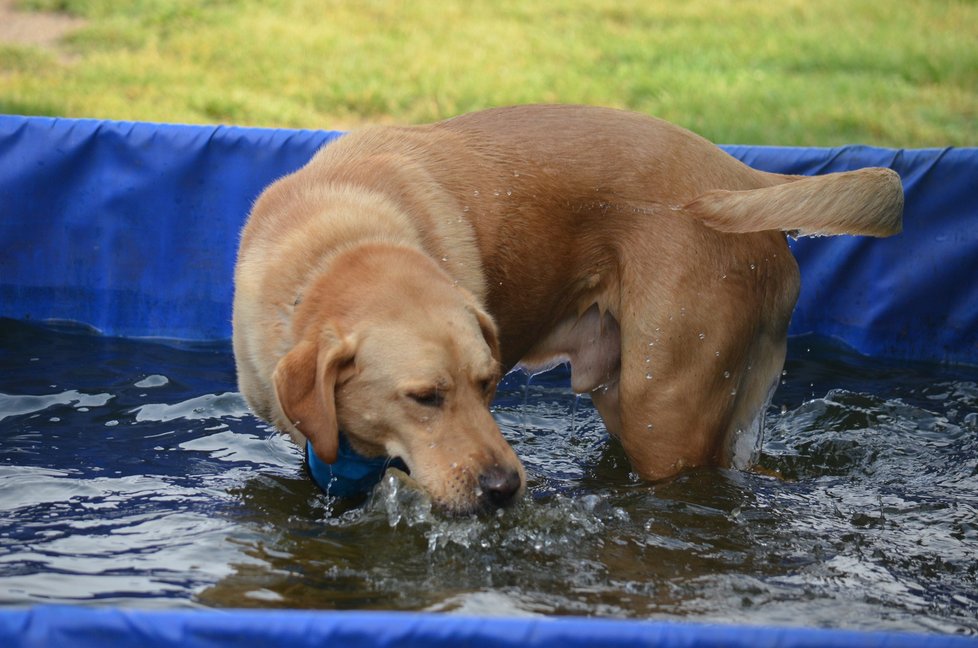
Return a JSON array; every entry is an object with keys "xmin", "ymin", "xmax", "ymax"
[{"xmin": 233, "ymin": 105, "xmax": 903, "ymax": 515}]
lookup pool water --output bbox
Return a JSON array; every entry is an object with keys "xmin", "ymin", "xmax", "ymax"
[{"xmin": 1, "ymin": 318, "xmax": 976, "ymax": 634}]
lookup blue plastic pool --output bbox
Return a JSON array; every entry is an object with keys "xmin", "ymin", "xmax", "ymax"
[{"xmin": 1, "ymin": 115, "xmax": 976, "ymax": 647}]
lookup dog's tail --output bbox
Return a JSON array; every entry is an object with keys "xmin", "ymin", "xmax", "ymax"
[{"xmin": 683, "ymin": 167, "xmax": 904, "ymax": 238}]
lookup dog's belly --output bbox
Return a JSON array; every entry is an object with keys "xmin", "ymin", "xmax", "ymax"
[{"xmin": 518, "ymin": 304, "xmax": 621, "ymax": 394}]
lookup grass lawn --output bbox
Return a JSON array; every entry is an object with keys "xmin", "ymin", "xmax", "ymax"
[{"xmin": 1, "ymin": 0, "xmax": 975, "ymax": 147}]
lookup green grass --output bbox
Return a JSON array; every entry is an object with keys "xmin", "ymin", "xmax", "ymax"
[{"xmin": 2, "ymin": 0, "xmax": 976, "ymax": 146}]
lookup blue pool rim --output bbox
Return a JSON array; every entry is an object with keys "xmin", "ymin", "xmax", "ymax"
[
  {"xmin": 2, "ymin": 607, "xmax": 977, "ymax": 648},
  {"xmin": 2, "ymin": 114, "xmax": 977, "ymax": 646}
]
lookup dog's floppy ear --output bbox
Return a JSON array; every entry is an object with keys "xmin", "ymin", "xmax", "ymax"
[
  {"xmin": 272, "ymin": 326, "xmax": 357, "ymax": 464},
  {"xmin": 683, "ymin": 167, "xmax": 903, "ymax": 238},
  {"xmin": 469, "ymin": 301, "xmax": 502, "ymax": 364}
]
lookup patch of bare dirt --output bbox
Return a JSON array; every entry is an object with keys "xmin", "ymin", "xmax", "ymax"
[{"xmin": 0, "ymin": 0, "xmax": 86, "ymax": 49}]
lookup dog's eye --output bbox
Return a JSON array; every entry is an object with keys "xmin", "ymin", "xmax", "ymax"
[
  {"xmin": 408, "ymin": 390, "xmax": 444, "ymax": 408},
  {"xmin": 479, "ymin": 378, "xmax": 494, "ymax": 396}
]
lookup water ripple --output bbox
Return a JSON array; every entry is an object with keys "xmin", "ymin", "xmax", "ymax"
[{"xmin": 1, "ymin": 321, "xmax": 976, "ymax": 633}]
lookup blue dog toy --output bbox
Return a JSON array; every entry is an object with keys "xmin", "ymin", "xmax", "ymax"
[{"xmin": 304, "ymin": 436, "xmax": 407, "ymax": 498}]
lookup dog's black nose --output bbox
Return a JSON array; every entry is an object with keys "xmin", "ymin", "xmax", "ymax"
[{"xmin": 478, "ymin": 466, "xmax": 522, "ymax": 509}]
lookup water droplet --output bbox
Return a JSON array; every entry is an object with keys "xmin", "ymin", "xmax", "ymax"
[
  {"xmin": 721, "ymin": 274, "xmax": 727, "ymax": 280},
  {"xmin": 715, "ymin": 350, "xmax": 721, "ymax": 357},
  {"xmin": 493, "ymin": 190, "xmax": 500, "ymax": 196},
  {"xmin": 645, "ymin": 372, "xmax": 653, "ymax": 380},
  {"xmin": 463, "ymin": 206, "xmax": 470, "ymax": 212},
  {"xmin": 723, "ymin": 371, "xmax": 731, "ymax": 379},
  {"xmin": 645, "ymin": 356, "xmax": 651, "ymax": 364},
  {"xmin": 698, "ymin": 332, "xmax": 706, "ymax": 340},
  {"xmin": 506, "ymin": 189, "xmax": 512, "ymax": 196},
  {"xmin": 512, "ymin": 171, "xmax": 520, "ymax": 177},
  {"xmin": 646, "ymin": 422, "xmax": 654, "ymax": 430},
  {"xmin": 750, "ymin": 263, "xmax": 756, "ymax": 270},
  {"xmin": 730, "ymin": 388, "xmax": 738, "ymax": 396},
  {"xmin": 473, "ymin": 190, "xmax": 480, "ymax": 197},
  {"xmin": 441, "ymin": 256, "xmax": 449, "ymax": 262}
]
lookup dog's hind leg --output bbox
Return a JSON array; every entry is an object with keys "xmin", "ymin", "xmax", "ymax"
[{"xmin": 608, "ymin": 220, "xmax": 798, "ymax": 480}]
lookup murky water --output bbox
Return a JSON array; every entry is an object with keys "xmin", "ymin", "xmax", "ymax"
[{"xmin": 1, "ymin": 318, "xmax": 976, "ymax": 634}]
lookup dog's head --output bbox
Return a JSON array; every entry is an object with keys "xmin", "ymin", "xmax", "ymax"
[{"xmin": 272, "ymin": 244, "xmax": 524, "ymax": 515}]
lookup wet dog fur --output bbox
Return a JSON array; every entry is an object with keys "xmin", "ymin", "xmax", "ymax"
[{"xmin": 232, "ymin": 105, "xmax": 903, "ymax": 515}]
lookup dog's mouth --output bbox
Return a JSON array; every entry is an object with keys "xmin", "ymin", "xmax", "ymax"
[{"xmin": 305, "ymin": 437, "xmax": 523, "ymax": 516}]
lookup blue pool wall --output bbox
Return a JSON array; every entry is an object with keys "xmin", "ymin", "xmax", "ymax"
[
  {"xmin": 2, "ymin": 607, "xmax": 977, "ymax": 648},
  {"xmin": 1, "ymin": 114, "xmax": 976, "ymax": 364},
  {"xmin": 1, "ymin": 114, "xmax": 977, "ymax": 648}
]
